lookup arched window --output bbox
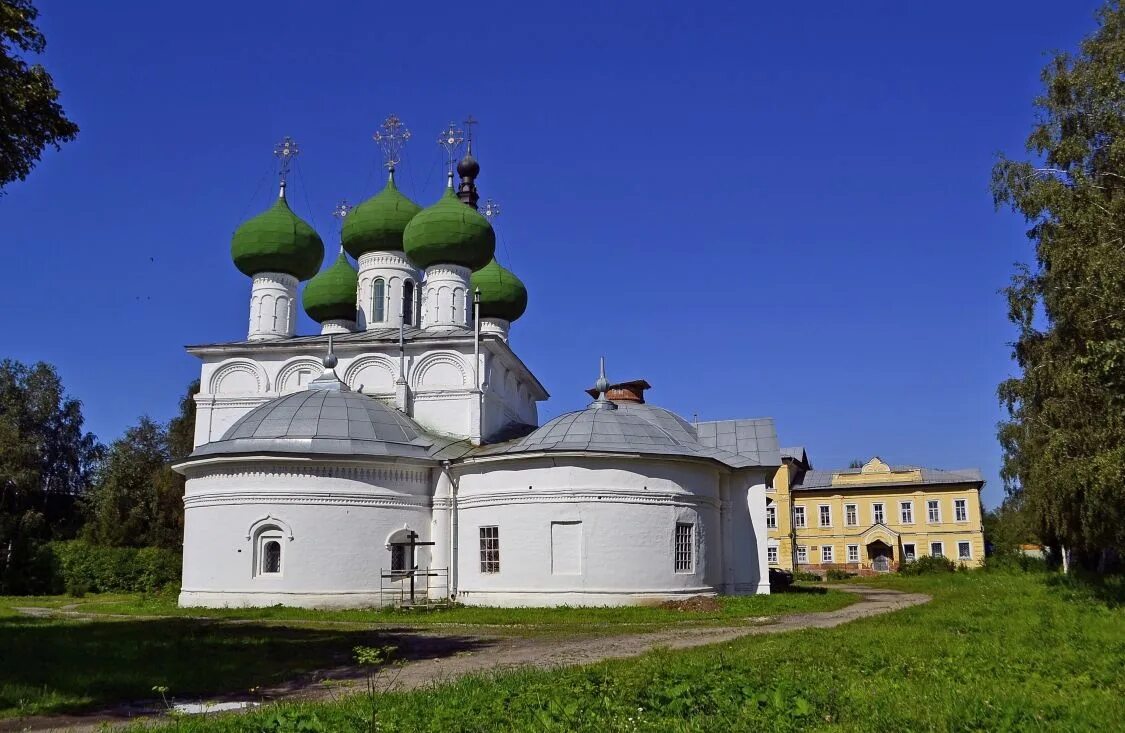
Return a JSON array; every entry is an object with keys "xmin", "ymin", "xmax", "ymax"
[
  {"xmin": 372, "ymin": 278, "xmax": 386, "ymax": 322},
  {"xmin": 402, "ymin": 280, "xmax": 414, "ymax": 326},
  {"xmin": 253, "ymin": 525, "xmax": 284, "ymax": 576},
  {"xmin": 262, "ymin": 541, "xmax": 281, "ymax": 573}
]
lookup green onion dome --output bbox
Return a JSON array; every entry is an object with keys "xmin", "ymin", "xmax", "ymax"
[
  {"xmin": 471, "ymin": 258, "xmax": 528, "ymax": 322},
  {"xmin": 231, "ymin": 191, "xmax": 325, "ymax": 281},
  {"xmin": 341, "ymin": 172, "xmax": 422, "ymax": 258},
  {"xmin": 302, "ymin": 250, "xmax": 358, "ymax": 323},
  {"xmin": 403, "ymin": 178, "xmax": 496, "ymax": 270}
]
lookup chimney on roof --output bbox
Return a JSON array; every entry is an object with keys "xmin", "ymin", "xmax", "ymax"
[{"xmin": 584, "ymin": 379, "xmax": 651, "ymax": 404}]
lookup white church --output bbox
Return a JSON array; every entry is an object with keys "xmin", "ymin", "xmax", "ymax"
[{"xmin": 174, "ymin": 119, "xmax": 779, "ymax": 608}]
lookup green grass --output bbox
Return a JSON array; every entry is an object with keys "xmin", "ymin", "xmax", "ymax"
[
  {"xmin": 50, "ymin": 586, "xmax": 849, "ymax": 628},
  {"xmin": 123, "ymin": 568, "xmax": 1123, "ymax": 732},
  {"xmin": 0, "ymin": 586, "xmax": 849, "ymax": 719}
]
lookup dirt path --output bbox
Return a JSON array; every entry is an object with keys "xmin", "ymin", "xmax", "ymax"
[{"xmin": 4, "ymin": 585, "xmax": 929, "ymax": 733}]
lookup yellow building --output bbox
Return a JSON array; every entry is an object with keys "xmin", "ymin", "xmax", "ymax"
[{"xmin": 767, "ymin": 453, "xmax": 985, "ymax": 573}]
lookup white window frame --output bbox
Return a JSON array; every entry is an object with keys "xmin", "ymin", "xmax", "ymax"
[
  {"xmin": 872, "ymin": 502, "xmax": 885, "ymax": 525},
  {"xmin": 821, "ymin": 545, "xmax": 834, "ymax": 563},
  {"xmin": 954, "ymin": 498, "xmax": 968, "ymax": 523},
  {"xmin": 796, "ymin": 545, "xmax": 808, "ymax": 564},
  {"xmin": 900, "ymin": 501, "xmax": 914, "ymax": 524},
  {"xmin": 847, "ymin": 544, "xmax": 859, "ymax": 562},
  {"xmin": 818, "ymin": 504, "xmax": 832, "ymax": 528},
  {"xmin": 927, "ymin": 499, "xmax": 941, "ymax": 524},
  {"xmin": 793, "ymin": 505, "xmax": 806, "ymax": 529},
  {"xmin": 958, "ymin": 541, "xmax": 972, "ymax": 561},
  {"xmin": 255, "ymin": 530, "xmax": 283, "ymax": 577},
  {"xmin": 767, "ymin": 546, "xmax": 779, "ymax": 565},
  {"xmin": 903, "ymin": 543, "xmax": 916, "ymax": 561},
  {"xmin": 845, "ymin": 504, "xmax": 858, "ymax": 527},
  {"xmin": 765, "ymin": 505, "xmax": 777, "ymax": 529},
  {"xmin": 674, "ymin": 522, "xmax": 695, "ymax": 573},
  {"xmin": 479, "ymin": 526, "xmax": 500, "ymax": 573},
  {"xmin": 930, "ymin": 541, "xmax": 944, "ymax": 558}
]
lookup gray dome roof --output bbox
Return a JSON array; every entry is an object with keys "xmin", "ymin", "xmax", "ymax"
[
  {"xmin": 474, "ymin": 402, "xmax": 763, "ymax": 468},
  {"xmin": 189, "ymin": 387, "xmax": 442, "ymax": 461}
]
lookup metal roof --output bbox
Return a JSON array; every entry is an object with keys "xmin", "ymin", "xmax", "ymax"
[
  {"xmin": 187, "ymin": 326, "xmax": 476, "ymax": 350},
  {"xmin": 185, "ymin": 386, "xmax": 456, "ymax": 462},
  {"xmin": 694, "ymin": 419, "xmax": 782, "ymax": 467},
  {"xmin": 472, "ymin": 403, "xmax": 779, "ymax": 469},
  {"xmin": 791, "ymin": 466, "xmax": 984, "ymax": 491}
]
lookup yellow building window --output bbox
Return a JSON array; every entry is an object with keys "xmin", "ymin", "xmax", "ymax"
[
  {"xmin": 794, "ymin": 506, "xmax": 806, "ymax": 528},
  {"xmin": 927, "ymin": 499, "xmax": 941, "ymax": 523},
  {"xmin": 955, "ymin": 499, "xmax": 968, "ymax": 522},
  {"xmin": 900, "ymin": 501, "xmax": 914, "ymax": 524},
  {"xmin": 845, "ymin": 504, "xmax": 858, "ymax": 526}
]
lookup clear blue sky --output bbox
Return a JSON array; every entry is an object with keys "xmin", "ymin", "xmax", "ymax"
[{"xmin": 3, "ymin": 1, "xmax": 1106, "ymax": 507}]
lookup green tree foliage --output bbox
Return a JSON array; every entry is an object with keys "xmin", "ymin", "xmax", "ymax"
[
  {"xmin": 84, "ymin": 381, "xmax": 198, "ymax": 549},
  {"xmin": 0, "ymin": 359, "xmax": 101, "ymax": 593},
  {"xmin": 992, "ymin": 1, "xmax": 1125, "ymax": 564},
  {"xmin": 0, "ymin": 0, "xmax": 79, "ymax": 190}
]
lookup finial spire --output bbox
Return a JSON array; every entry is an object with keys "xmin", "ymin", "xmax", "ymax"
[
  {"xmin": 589, "ymin": 356, "xmax": 617, "ymax": 410},
  {"xmin": 373, "ymin": 114, "xmax": 411, "ymax": 173},
  {"xmin": 438, "ymin": 121, "xmax": 465, "ymax": 176},
  {"xmin": 331, "ymin": 200, "xmax": 351, "ymax": 252},
  {"xmin": 463, "ymin": 114, "xmax": 478, "ymax": 155},
  {"xmin": 273, "ymin": 136, "xmax": 299, "ymax": 198},
  {"xmin": 307, "ymin": 333, "xmax": 350, "ymax": 391},
  {"xmin": 456, "ymin": 115, "xmax": 481, "ymax": 209}
]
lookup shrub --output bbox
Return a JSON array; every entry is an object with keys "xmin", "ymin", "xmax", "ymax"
[
  {"xmin": 792, "ymin": 570, "xmax": 821, "ymax": 582},
  {"xmin": 825, "ymin": 568, "xmax": 857, "ymax": 581},
  {"xmin": 39, "ymin": 540, "xmax": 181, "ymax": 594},
  {"xmin": 899, "ymin": 555, "xmax": 955, "ymax": 575}
]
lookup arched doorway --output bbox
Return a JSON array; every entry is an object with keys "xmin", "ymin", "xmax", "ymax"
[
  {"xmin": 868, "ymin": 540, "xmax": 893, "ymax": 572},
  {"xmin": 386, "ymin": 528, "xmax": 416, "ymax": 577}
]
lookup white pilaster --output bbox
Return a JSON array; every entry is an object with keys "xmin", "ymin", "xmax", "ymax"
[
  {"xmin": 430, "ymin": 467, "xmax": 453, "ymax": 601},
  {"xmin": 356, "ymin": 251, "xmax": 421, "ymax": 331},
  {"xmin": 421, "ymin": 264, "xmax": 471, "ymax": 330},
  {"xmin": 247, "ymin": 272, "xmax": 297, "ymax": 341}
]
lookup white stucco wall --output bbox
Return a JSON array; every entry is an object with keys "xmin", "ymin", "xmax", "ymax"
[
  {"xmin": 450, "ymin": 456, "xmax": 737, "ymax": 607},
  {"xmin": 179, "ymin": 459, "xmax": 435, "ymax": 608},
  {"xmin": 191, "ymin": 339, "xmax": 543, "ymax": 449}
]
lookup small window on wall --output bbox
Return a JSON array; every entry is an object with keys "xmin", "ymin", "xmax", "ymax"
[
  {"xmin": 900, "ymin": 501, "xmax": 914, "ymax": 524},
  {"xmin": 255, "ymin": 529, "xmax": 283, "ymax": 576},
  {"xmin": 767, "ymin": 546, "xmax": 779, "ymax": 565},
  {"xmin": 818, "ymin": 505, "xmax": 831, "ymax": 527},
  {"xmin": 372, "ymin": 278, "xmax": 386, "ymax": 322},
  {"xmin": 766, "ymin": 506, "xmax": 777, "ymax": 529},
  {"xmin": 955, "ymin": 499, "xmax": 968, "ymax": 522},
  {"xmin": 402, "ymin": 280, "xmax": 415, "ymax": 326},
  {"xmin": 845, "ymin": 504, "xmax": 858, "ymax": 526},
  {"xmin": 873, "ymin": 503, "xmax": 885, "ymax": 524},
  {"xmin": 674, "ymin": 522, "xmax": 694, "ymax": 572},
  {"xmin": 847, "ymin": 544, "xmax": 859, "ymax": 562},
  {"xmin": 903, "ymin": 543, "xmax": 916, "ymax": 561},
  {"xmin": 927, "ymin": 500, "xmax": 941, "ymax": 523},
  {"xmin": 821, "ymin": 545, "xmax": 834, "ymax": 563},
  {"xmin": 796, "ymin": 546, "xmax": 808, "ymax": 564},
  {"xmin": 479, "ymin": 526, "xmax": 500, "ymax": 573},
  {"xmin": 930, "ymin": 542, "xmax": 944, "ymax": 558},
  {"xmin": 793, "ymin": 506, "xmax": 806, "ymax": 528},
  {"xmin": 958, "ymin": 541, "xmax": 971, "ymax": 560}
]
